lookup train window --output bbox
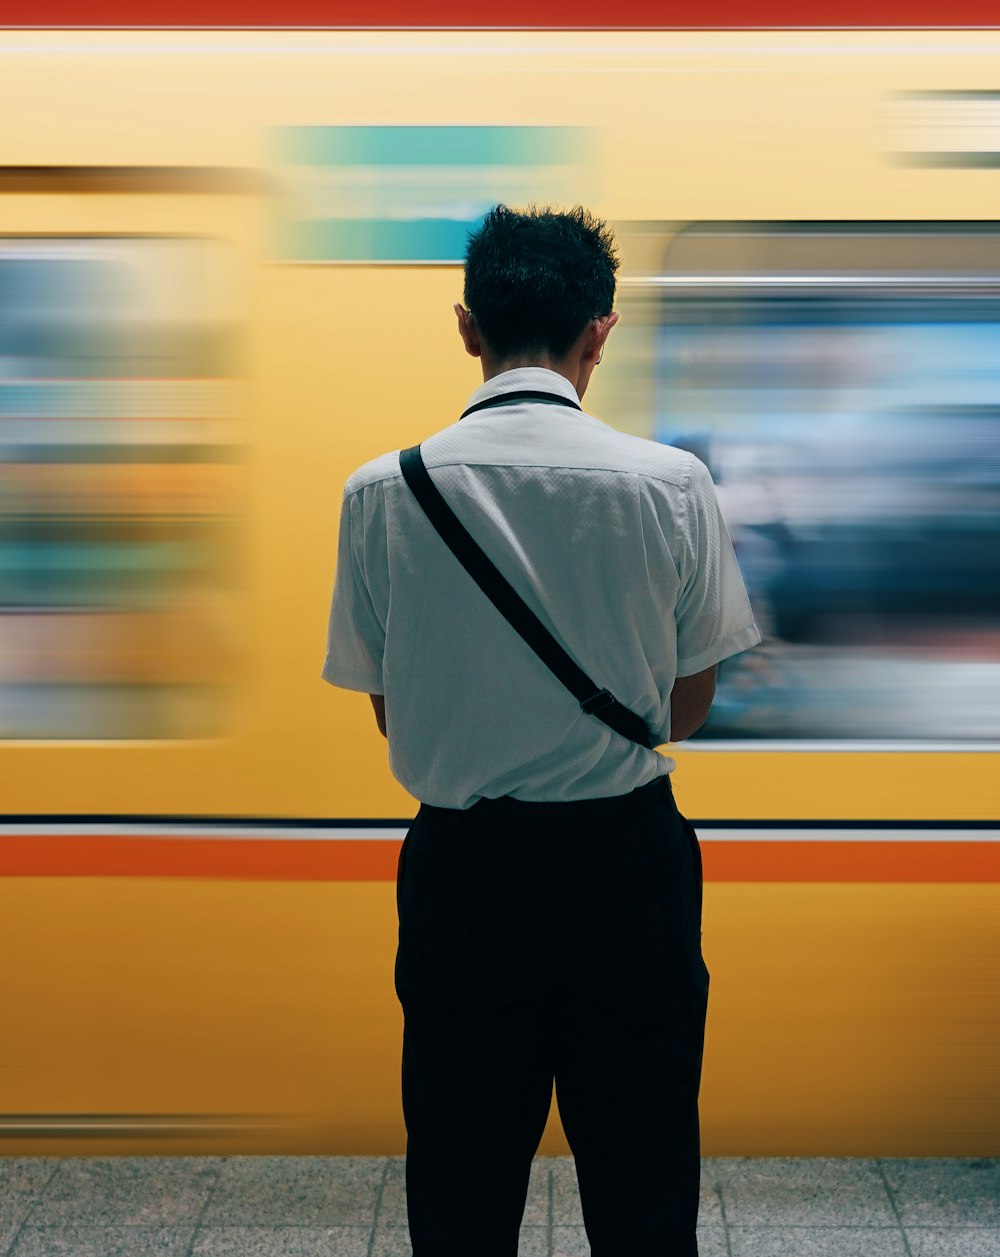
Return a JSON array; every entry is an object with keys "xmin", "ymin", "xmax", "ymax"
[
  {"xmin": 0, "ymin": 236, "xmax": 245, "ymax": 740},
  {"xmin": 624, "ymin": 222, "xmax": 1000, "ymax": 743}
]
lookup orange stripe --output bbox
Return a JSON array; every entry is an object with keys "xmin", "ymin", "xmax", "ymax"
[
  {"xmin": 0, "ymin": 837, "xmax": 396, "ymax": 881},
  {"xmin": 0, "ymin": 836, "xmax": 997, "ymax": 882}
]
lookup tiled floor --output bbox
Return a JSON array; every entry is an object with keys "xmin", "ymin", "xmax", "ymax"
[{"xmin": 0, "ymin": 1155, "xmax": 998, "ymax": 1256}]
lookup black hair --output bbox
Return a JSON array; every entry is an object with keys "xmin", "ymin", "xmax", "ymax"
[{"xmin": 463, "ymin": 203, "xmax": 620, "ymax": 361}]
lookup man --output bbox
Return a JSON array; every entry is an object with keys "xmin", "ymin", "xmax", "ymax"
[{"xmin": 322, "ymin": 204, "xmax": 761, "ymax": 1257}]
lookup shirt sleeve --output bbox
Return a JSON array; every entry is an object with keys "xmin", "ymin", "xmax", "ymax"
[
  {"xmin": 675, "ymin": 457, "xmax": 762, "ymax": 677},
  {"xmin": 320, "ymin": 484, "xmax": 386, "ymax": 694}
]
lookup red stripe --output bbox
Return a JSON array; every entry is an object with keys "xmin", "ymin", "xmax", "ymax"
[
  {"xmin": 0, "ymin": 0, "xmax": 998, "ymax": 26},
  {"xmin": 1, "ymin": 836, "xmax": 997, "ymax": 882},
  {"xmin": 0, "ymin": 836, "xmax": 397, "ymax": 881}
]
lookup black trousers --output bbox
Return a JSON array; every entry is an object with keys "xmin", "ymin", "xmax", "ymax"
[{"xmin": 394, "ymin": 773, "xmax": 710, "ymax": 1257}]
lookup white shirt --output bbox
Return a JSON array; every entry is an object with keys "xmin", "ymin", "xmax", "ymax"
[{"xmin": 322, "ymin": 367, "xmax": 761, "ymax": 810}]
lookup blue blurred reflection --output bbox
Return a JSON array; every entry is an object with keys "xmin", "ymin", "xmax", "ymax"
[
  {"xmin": 0, "ymin": 239, "xmax": 242, "ymax": 740},
  {"xmin": 643, "ymin": 224, "xmax": 1000, "ymax": 740}
]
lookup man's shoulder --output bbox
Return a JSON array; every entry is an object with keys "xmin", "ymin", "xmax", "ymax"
[
  {"xmin": 552, "ymin": 418, "xmax": 698, "ymax": 492},
  {"xmin": 601, "ymin": 426, "xmax": 697, "ymax": 489},
  {"xmin": 343, "ymin": 449, "xmax": 404, "ymax": 497}
]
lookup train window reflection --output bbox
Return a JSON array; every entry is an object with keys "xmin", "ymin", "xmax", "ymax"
[
  {"xmin": 647, "ymin": 223, "xmax": 1000, "ymax": 742},
  {"xmin": 0, "ymin": 237, "xmax": 246, "ymax": 741}
]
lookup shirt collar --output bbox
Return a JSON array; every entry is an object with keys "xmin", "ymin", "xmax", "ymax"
[{"xmin": 462, "ymin": 367, "xmax": 582, "ymax": 417}]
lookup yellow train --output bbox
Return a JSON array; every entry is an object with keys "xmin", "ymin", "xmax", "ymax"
[{"xmin": 0, "ymin": 26, "xmax": 997, "ymax": 1157}]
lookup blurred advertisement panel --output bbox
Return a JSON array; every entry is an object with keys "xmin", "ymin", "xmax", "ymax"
[
  {"xmin": 0, "ymin": 237, "xmax": 246, "ymax": 740},
  {"xmin": 619, "ymin": 222, "xmax": 1000, "ymax": 742},
  {"xmin": 273, "ymin": 125, "xmax": 593, "ymax": 263}
]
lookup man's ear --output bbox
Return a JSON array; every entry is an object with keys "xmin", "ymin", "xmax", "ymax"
[
  {"xmin": 454, "ymin": 303, "xmax": 482, "ymax": 359},
  {"xmin": 582, "ymin": 311, "xmax": 619, "ymax": 365},
  {"xmin": 598, "ymin": 310, "xmax": 620, "ymax": 348}
]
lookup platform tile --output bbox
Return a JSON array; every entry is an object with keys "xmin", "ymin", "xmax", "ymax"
[
  {"xmin": 880, "ymin": 1158, "xmax": 1000, "ymax": 1226},
  {"xmin": 550, "ymin": 1158, "xmax": 583, "ymax": 1226},
  {"xmin": 693, "ymin": 1226, "xmax": 729, "ymax": 1257},
  {"xmin": 551, "ymin": 1223, "xmax": 729, "ymax": 1256},
  {"xmin": 698, "ymin": 1183, "xmax": 724, "ymax": 1227},
  {"xmin": 715, "ymin": 1157, "xmax": 897, "ymax": 1227},
  {"xmin": 728, "ymin": 1225, "xmax": 909, "ymax": 1256},
  {"xmin": 369, "ymin": 1228, "xmax": 413, "ymax": 1257},
  {"xmin": 10, "ymin": 1224, "xmax": 195, "ymax": 1256},
  {"xmin": 0, "ymin": 1160, "xmax": 65, "ymax": 1255},
  {"xmin": 905, "ymin": 1227, "xmax": 1000, "ymax": 1256},
  {"xmin": 24, "ymin": 1158, "xmax": 218, "ymax": 1227},
  {"xmin": 0, "ymin": 1199, "xmax": 35, "ymax": 1257},
  {"xmin": 199, "ymin": 1156, "xmax": 384, "ymax": 1227},
  {"xmin": 0, "ymin": 1162, "xmax": 61, "ymax": 1198},
  {"xmin": 551, "ymin": 1225, "xmax": 590, "ymax": 1257},
  {"xmin": 519, "ymin": 1225, "xmax": 549, "ymax": 1257},
  {"xmin": 376, "ymin": 1158, "xmax": 407, "ymax": 1226},
  {"xmin": 522, "ymin": 1159, "xmax": 552, "ymax": 1227},
  {"xmin": 191, "ymin": 1226, "xmax": 372, "ymax": 1256}
]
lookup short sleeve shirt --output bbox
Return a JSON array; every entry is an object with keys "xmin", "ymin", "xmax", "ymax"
[{"xmin": 322, "ymin": 367, "xmax": 761, "ymax": 810}]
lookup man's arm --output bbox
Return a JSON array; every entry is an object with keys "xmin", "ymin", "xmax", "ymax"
[
  {"xmin": 669, "ymin": 665, "xmax": 717, "ymax": 742},
  {"xmin": 369, "ymin": 694, "xmax": 387, "ymax": 738}
]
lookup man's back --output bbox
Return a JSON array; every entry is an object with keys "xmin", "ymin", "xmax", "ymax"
[
  {"xmin": 322, "ymin": 366, "xmax": 759, "ymax": 809},
  {"xmin": 323, "ymin": 203, "xmax": 762, "ymax": 1257}
]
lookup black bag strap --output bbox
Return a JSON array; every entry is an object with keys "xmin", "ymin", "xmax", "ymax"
[
  {"xmin": 398, "ymin": 433, "xmax": 655, "ymax": 750},
  {"xmin": 459, "ymin": 389, "xmax": 585, "ymax": 420}
]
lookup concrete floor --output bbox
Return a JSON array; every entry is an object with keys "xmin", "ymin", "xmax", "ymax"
[{"xmin": 1, "ymin": 1155, "xmax": 998, "ymax": 1256}]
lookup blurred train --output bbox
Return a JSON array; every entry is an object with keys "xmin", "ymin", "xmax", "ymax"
[{"xmin": 0, "ymin": 13, "xmax": 998, "ymax": 1157}]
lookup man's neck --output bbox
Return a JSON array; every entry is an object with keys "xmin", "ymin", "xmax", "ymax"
[{"xmin": 480, "ymin": 357, "xmax": 580, "ymax": 393}]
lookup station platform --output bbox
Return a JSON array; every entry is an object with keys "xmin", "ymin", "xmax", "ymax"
[{"xmin": 1, "ymin": 1154, "xmax": 998, "ymax": 1256}]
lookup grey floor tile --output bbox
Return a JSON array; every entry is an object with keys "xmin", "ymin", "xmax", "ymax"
[
  {"xmin": 906, "ymin": 1228, "xmax": 1000, "ymax": 1256},
  {"xmin": 729, "ymin": 1226, "xmax": 909, "ymax": 1256},
  {"xmin": 701, "ymin": 1157, "xmax": 726, "ymax": 1182},
  {"xmin": 9, "ymin": 1153, "xmax": 997, "ymax": 1257},
  {"xmin": 0, "ymin": 1163, "xmax": 61, "ymax": 1198},
  {"xmin": 26, "ymin": 1158, "xmax": 218, "ymax": 1226},
  {"xmin": 192, "ymin": 1227, "xmax": 370, "ymax": 1256},
  {"xmin": 0, "ymin": 1161, "xmax": 62, "ymax": 1257},
  {"xmin": 200, "ymin": 1156, "xmax": 384, "ymax": 1227},
  {"xmin": 10, "ymin": 1225, "xmax": 195, "ymax": 1256},
  {"xmin": 716, "ymin": 1157, "xmax": 897, "ymax": 1227},
  {"xmin": 699, "ymin": 1183, "xmax": 724, "ymax": 1227},
  {"xmin": 693, "ymin": 1228, "xmax": 729, "ymax": 1257},
  {"xmin": 377, "ymin": 1158, "xmax": 407, "ymax": 1226},
  {"xmin": 521, "ymin": 1160, "xmax": 551, "ymax": 1227},
  {"xmin": 0, "ymin": 1200, "xmax": 36, "ymax": 1257},
  {"xmin": 551, "ymin": 1158, "xmax": 583, "ymax": 1226},
  {"xmin": 880, "ymin": 1158, "xmax": 1000, "ymax": 1226},
  {"xmin": 516, "ymin": 1228, "xmax": 549, "ymax": 1257},
  {"xmin": 551, "ymin": 1227, "xmax": 588, "ymax": 1257},
  {"xmin": 370, "ymin": 1229, "xmax": 413, "ymax": 1257}
]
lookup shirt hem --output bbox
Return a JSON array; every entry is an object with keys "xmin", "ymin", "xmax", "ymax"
[{"xmin": 320, "ymin": 667, "xmax": 384, "ymax": 694}]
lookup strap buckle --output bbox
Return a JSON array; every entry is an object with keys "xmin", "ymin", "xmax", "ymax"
[{"xmin": 580, "ymin": 688, "xmax": 615, "ymax": 715}]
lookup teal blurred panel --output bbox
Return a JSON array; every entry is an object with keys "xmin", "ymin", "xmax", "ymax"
[
  {"xmin": 273, "ymin": 124, "xmax": 590, "ymax": 263},
  {"xmin": 292, "ymin": 216, "xmax": 488, "ymax": 263},
  {"xmin": 279, "ymin": 125, "xmax": 579, "ymax": 167},
  {"xmin": 0, "ymin": 541, "xmax": 198, "ymax": 572}
]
